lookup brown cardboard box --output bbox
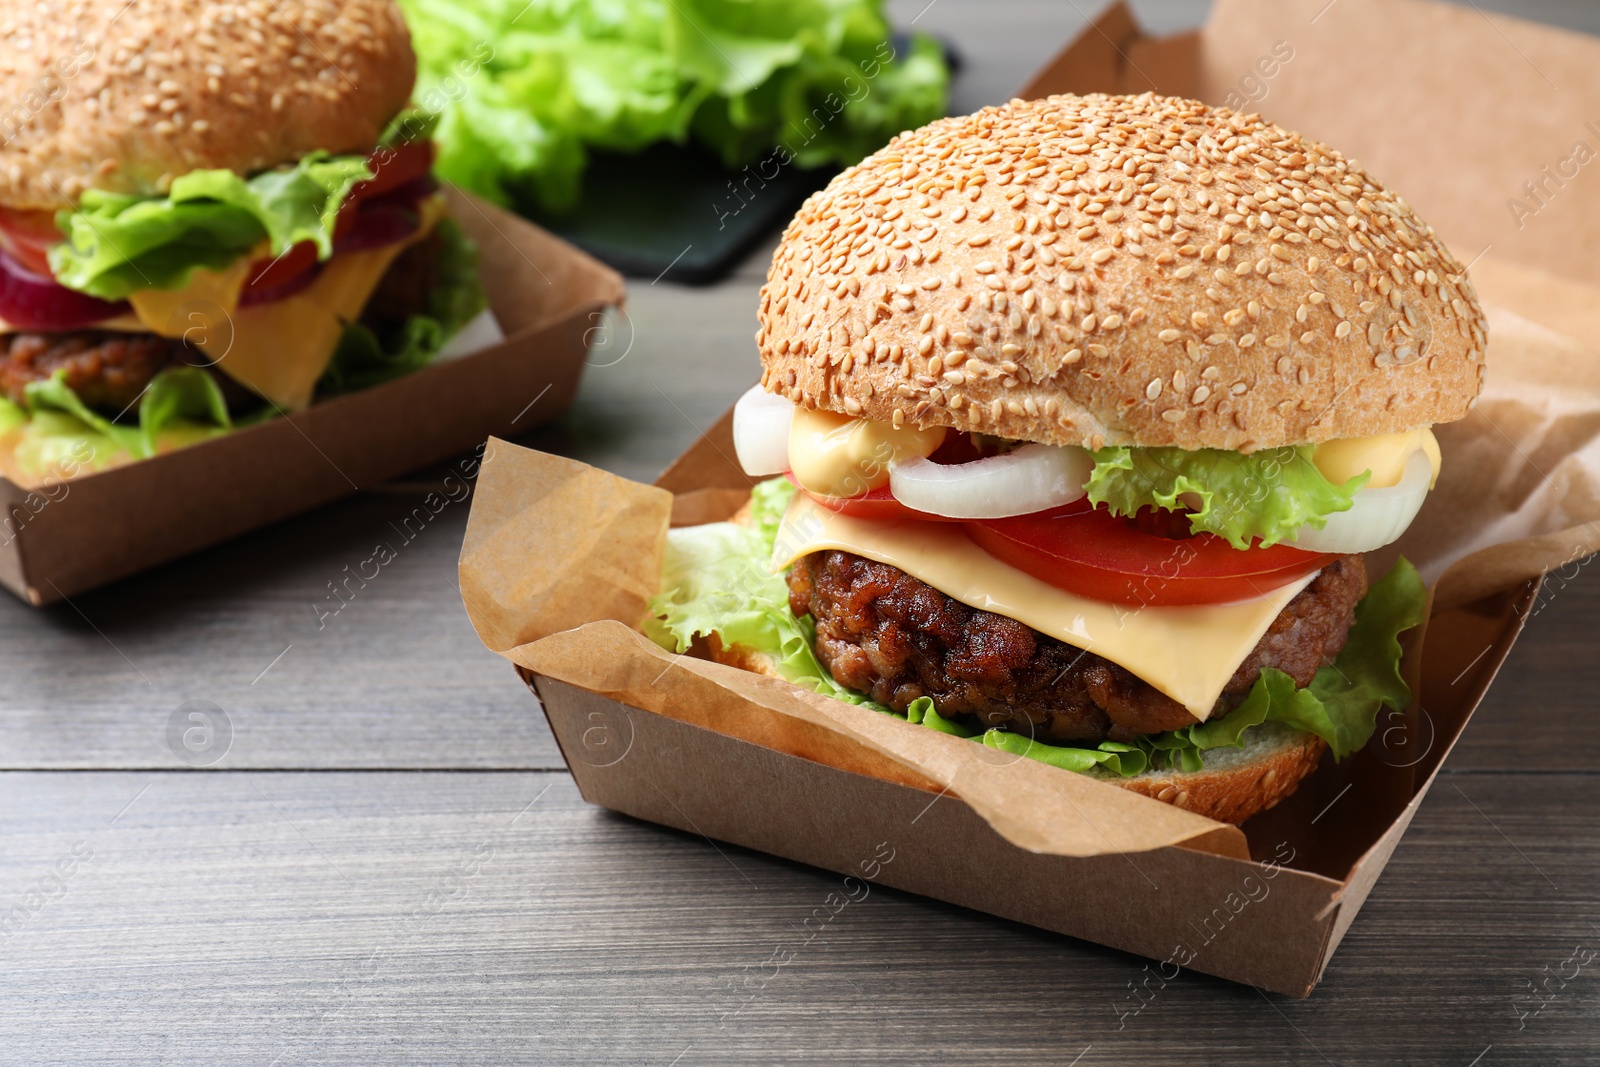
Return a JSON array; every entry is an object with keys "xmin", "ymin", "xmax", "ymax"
[
  {"xmin": 0, "ymin": 186, "xmax": 623, "ymax": 606},
  {"xmin": 461, "ymin": 0, "xmax": 1600, "ymax": 995}
]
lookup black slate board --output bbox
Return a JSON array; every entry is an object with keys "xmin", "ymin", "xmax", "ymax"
[
  {"xmin": 518, "ymin": 140, "xmax": 835, "ymax": 286},
  {"xmin": 519, "ymin": 33, "xmax": 962, "ymax": 285}
]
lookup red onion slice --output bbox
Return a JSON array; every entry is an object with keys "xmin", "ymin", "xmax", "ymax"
[{"xmin": 0, "ymin": 246, "xmax": 129, "ymax": 330}]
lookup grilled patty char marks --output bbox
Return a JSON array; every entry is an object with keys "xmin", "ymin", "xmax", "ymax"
[{"xmin": 787, "ymin": 551, "xmax": 1368, "ymax": 745}]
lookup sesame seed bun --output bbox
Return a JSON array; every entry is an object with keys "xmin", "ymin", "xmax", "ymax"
[
  {"xmin": 0, "ymin": 0, "xmax": 416, "ymax": 209},
  {"xmin": 757, "ymin": 93, "xmax": 1488, "ymax": 452}
]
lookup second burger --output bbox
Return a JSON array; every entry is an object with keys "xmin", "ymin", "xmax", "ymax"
[{"xmin": 0, "ymin": 0, "xmax": 499, "ymax": 479}]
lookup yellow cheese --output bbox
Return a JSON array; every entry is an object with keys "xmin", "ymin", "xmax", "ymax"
[
  {"xmin": 788, "ymin": 406, "xmax": 945, "ymax": 498},
  {"xmin": 0, "ymin": 196, "xmax": 447, "ymax": 411},
  {"xmin": 1313, "ymin": 427, "xmax": 1440, "ymax": 489},
  {"xmin": 126, "ymin": 250, "xmax": 262, "ymax": 338},
  {"xmin": 187, "ymin": 195, "xmax": 447, "ymax": 410},
  {"xmin": 772, "ymin": 491, "xmax": 1316, "ymax": 719}
]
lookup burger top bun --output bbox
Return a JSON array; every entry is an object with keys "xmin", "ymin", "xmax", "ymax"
[
  {"xmin": 0, "ymin": 0, "xmax": 416, "ymax": 210},
  {"xmin": 757, "ymin": 93, "xmax": 1488, "ymax": 452}
]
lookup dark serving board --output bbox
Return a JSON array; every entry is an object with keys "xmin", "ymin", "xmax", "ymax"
[
  {"xmin": 518, "ymin": 140, "xmax": 836, "ymax": 286},
  {"xmin": 520, "ymin": 33, "xmax": 962, "ymax": 285}
]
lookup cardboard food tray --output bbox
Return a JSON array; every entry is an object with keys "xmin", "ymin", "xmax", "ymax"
[
  {"xmin": 0, "ymin": 186, "xmax": 623, "ymax": 606},
  {"xmin": 499, "ymin": 416, "xmax": 1533, "ymax": 998},
  {"xmin": 462, "ymin": 0, "xmax": 1600, "ymax": 996}
]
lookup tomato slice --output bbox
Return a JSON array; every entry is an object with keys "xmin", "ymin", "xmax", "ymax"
[
  {"xmin": 0, "ymin": 142, "xmax": 437, "ymax": 297},
  {"xmin": 352, "ymin": 140, "xmax": 435, "ymax": 202},
  {"xmin": 966, "ymin": 507, "xmax": 1337, "ymax": 606},
  {"xmin": 240, "ymin": 141, "xmax": 436, "ymax": 302},
  {"xmin": 783, "ymin": 475, "xmax": 960, "ymax": 523},
  {"xmin": 0, "ymin": 207, "xmax": 62, "ymax": 277},
  {"xmin": 242, "ymin": 240, "xmax": 320, "ymax": 296}
]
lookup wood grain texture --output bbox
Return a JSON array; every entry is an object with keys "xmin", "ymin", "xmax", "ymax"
[
  {"xmin": 0, "ymin": 770, "xmax": 1594, "ymax": 1065},
  {"xmin": 0, "ymin": 0, "xmax": 1597, "ymax": 1063}
]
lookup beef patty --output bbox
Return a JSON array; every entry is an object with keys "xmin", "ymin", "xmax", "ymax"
[
  {"xmin": 0, "ymin": 231, "xmax": 442, "ymax": 415},
  {"xmin": 787, "ymin": 551, "xmax": 1369, "ymax": 744}
]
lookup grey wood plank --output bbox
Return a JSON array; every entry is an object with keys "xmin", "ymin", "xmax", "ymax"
[
  {"xmin": 1445, "ymin": 569, "xmax": 1600, "ymax": 773},
  {"xmin": 0, "ymin": 768, "xmax": 1593, "ymax": 1065},
  {"xmin": 0, "ymin": 486, "xmax": 557, "ymax": 770}
]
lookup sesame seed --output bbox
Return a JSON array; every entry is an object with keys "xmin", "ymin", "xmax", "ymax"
[{"xmin": 757, "ymin": 93, "xmax": 1483, "ymax": 444}]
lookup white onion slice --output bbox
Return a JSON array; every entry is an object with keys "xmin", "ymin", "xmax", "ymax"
[
  {"xmin": 732, "ymin": 385, "xmax": 796, "ymax": 476},
  {"xmin": 1290, "ymin": 448, "xmax": 1432, "ymax": 554},
  {"xmin": 888, "ymin": 444, "xmax": 1093, "ymax": 519}
]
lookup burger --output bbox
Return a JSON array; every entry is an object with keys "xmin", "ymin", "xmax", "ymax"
[
  {"xmin": 650, "ymin": 94, "xmax": 1485, "ymax": 824},
  {"xmin": 0, "ymin": 0, "xmax": 496, "ymax": 480}
]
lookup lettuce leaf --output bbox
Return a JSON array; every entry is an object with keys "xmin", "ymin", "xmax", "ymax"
[
  {"xmin": 647, "ymin": 476, "xmax": 1428, "ymax": 779},
  {"xmin": 398, "ymin": 0, "xmax": 950, "ymax": 211},
  {"xmin": 1085, "ymin": 444, "xmax": 1369, "ymax": 550},
  {"xmin": 318, "ymin": 218, "xmax": 488, "ymax": 395},
  {"xmin": 381, "ymin": 107, "xmax": 443, "ymax": 148},
  {"xmin": 6, "ymin": 367, "xmax": 237, "ymax": 477},
  {"xmin": 646, "ymin": 476, "xmax": 883, "ymax": 707},
  {"xmin": 50, "ymin": 153, "xmax": 373, "ymax": 300}
]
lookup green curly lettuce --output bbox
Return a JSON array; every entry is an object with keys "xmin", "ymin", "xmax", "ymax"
[
  {"xmin": 49, "ymin": 153, "xmax": 374, "ymax": 300},
  {"xmin": 1085, "ymin": 445, "xmax": 1370, "ymax": 550},
  {"xmin": 646, "ymin": 476, "xmax": 881, "ymax": 707},
  {"xmin": 318, "ymin": 218, "xmax": 489, "ymax": 396},
  {"xmin": 647, "ymin": 476, "xmax": 1427, "ymax": 779},
  {"xmin": 398, "ymin": 0, "xmax": 950, "ymax": 211},
  {"xmin": 0, "ymin": 367, "xmax": 238, "ymax": 479}
]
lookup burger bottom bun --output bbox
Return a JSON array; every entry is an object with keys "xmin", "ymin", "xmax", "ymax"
[
  {"xmin": 697, "ymin": 633, "xmax": 1325, "ymax": 826},
  {"xmin": 1104, "ymin": 721, "xmax": 1326, "ymax": 825}
]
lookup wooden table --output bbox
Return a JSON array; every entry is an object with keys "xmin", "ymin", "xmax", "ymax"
[{"xmin": 2, "ymin": 2, "xmax": 1597, "ymax": 1063}]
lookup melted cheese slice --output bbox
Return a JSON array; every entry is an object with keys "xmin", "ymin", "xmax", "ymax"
[
  {"xmin": 125, "ymin": 253, "xmax": 260, "ymax": 336},
  {"xmin": 0, "ymin": 195, "xmax": 448, "ymax": 411},
  {"xmin": 187, "ymin": 196, "xmax": 448, "ymax": 410},
  {"xmin": 773, "ymin": 492, "xmax": 1317, "ymax": 719},
  {"xmin": 1313, "ymin": 427, "xmax": 1440, "ymax": 488}
]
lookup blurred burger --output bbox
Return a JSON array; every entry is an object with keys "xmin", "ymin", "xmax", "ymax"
[
  {"xmin": 0, "ymin": 0, "xmax": 495, "ymax": 476},
  {"xmin": 654, "ymin": 93, "xmax": 1485, "ymax": 824}
]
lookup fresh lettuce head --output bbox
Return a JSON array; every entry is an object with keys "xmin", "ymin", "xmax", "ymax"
[
  {"xmin": 1085, "ymin": 445, "xmax": 1369, "ymax": 550},
  {"xmin": 398, "ymin": 0, "xmax": 950, "ymax": 211},
  {"xmin": 647, "ymin": 476, "xmax": 1427, "ymax": 780},
  {"xmin": 49, "ymin": 153, "xmax": 374, "ymax": 301}
]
